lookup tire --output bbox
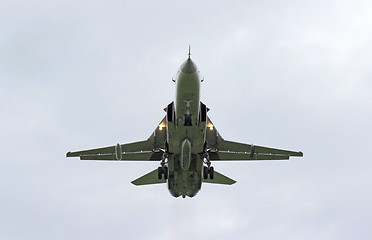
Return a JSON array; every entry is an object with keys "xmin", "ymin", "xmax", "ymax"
[
  {"xmin": 203, "ymin": 166, "xmax": 208, "ymax": 179},
  {"xmin": 157, "ymin": 167, "xmax": 163, "ymax": 180},
  {"xmin": 163, "ymin": 167, "xmax": 168, "ymax": 180},
  {"xmin": 209, "ymin": 167, "xmax": 214, "ymax": 180}
]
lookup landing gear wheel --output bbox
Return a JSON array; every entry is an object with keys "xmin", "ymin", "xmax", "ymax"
[
  {"xmin": 203, "ymin": 166, "xmax": 208, "ymax": 179},
  {"xmin": 163, "ymin": 166, "xmax": 168, "ymax": 180},
  {"xmin": 157, "ymin": 166, "xmax": 168, "ymax": 180},
  {"xmin": 157, "ymin": 167, "xmax": 163, "ymax": 180},
  {"xmin": 209, "ymin": 166, "xmax": 214, "ymax": 180}
]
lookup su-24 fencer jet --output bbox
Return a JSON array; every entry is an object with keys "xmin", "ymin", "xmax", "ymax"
[{"xmin": 67, "ymin": 50, "xmax": 303, "ymax": 198}]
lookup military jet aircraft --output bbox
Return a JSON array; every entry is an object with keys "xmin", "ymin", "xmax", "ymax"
[{"xmin": 67, "ymin": 50, "xmax": 303, "ymax": 198}]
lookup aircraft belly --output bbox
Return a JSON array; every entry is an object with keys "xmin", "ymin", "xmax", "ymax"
[
  {"xmin": 181, "ymin": 139, "xmax": 191, "ymax": 170},
  {"xmin": 167, "ymin": 153, "xmax": 203, "ymax": 198},
  {"xmin": 175, "ymin": 71, "xmax": 200, "ymax": 126},
  {"xmin": 168, "ymin": 69, "xmax": 203, "ymax": 154},
  {"xmin": 166, "ymin": 61, "xmax": 206, "ymax": 197}
]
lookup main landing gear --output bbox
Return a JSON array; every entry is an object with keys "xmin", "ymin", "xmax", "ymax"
[
  {"xmin": 157, "ymin": 166, "xmax": 168, "ymax": 180},
  {"xmin": 202, "ymin": 150, "xmax": 214, "ymax": 180},
  {"xmin": 203, "ymin": 166, "xmax": 214, "ymax": 180},
  {"xmin": 158, "ymin": 151, "xmax": 168, "ymax": 180}
]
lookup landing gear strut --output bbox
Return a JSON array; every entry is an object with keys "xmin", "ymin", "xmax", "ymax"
[
  {"xmin": 158, "ymin": 151, "xmax": 169, "ymax": 180},
  {"xmin": 202, "ymin": 150, "xmax": 214, "ymax": 180}
]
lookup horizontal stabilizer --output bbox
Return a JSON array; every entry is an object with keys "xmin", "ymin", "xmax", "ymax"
[
  {"xmin": 203, "ymin": 171, "xmax": 236, "ymax": 185},
  {"xmin": 131, "ymin": 169, "xmax": 166, "ymax": 186}
]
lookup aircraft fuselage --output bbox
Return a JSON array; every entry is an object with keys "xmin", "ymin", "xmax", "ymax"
[{"xmin": 166, "ymin": 58, "xmax": 206, "ymax": 198}]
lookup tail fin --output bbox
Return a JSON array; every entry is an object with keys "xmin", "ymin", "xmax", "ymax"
[
  {"xmin": 131, "ymin": 169, "xmax": 166, "ymax": 186},
  {"xmin": 203, "ymin": 171, "xmax": 236, "ymax": 185}
]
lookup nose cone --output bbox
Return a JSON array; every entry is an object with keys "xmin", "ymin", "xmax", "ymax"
[{"xmin": 181, "ymin": 58, "xmax": 197, "ymax": 74}]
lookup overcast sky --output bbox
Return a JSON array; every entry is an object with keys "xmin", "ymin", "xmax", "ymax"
[{"xmin": 1, "ymin": 0, "xmax": 372, "ymax": 239}]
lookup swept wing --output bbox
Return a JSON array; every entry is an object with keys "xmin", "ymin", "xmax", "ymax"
[
  {"xmin": 205, "ymin": 118, "xmax": 303, "ymax": 161},
  {"xmin": 66, "ymin": 117, "xmax": 167, "ymax": 161}
]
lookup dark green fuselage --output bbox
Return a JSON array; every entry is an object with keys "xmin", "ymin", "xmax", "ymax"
[{"xmin": 167, "ymin": 58, "xmax": 206, "ymax": 198}]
